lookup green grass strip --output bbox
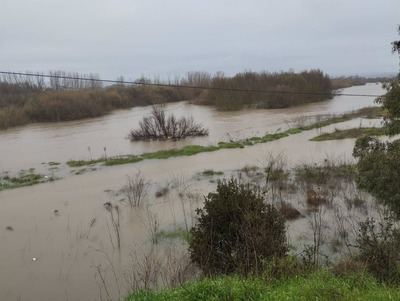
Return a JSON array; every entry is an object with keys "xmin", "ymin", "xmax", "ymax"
[
  {"xmin": 311, "ymin": 127, "xmax": 387, "ymax": 141},
  {"xmin": 124, "ymin": 270, "xmax": 400, "ymax": 301}
]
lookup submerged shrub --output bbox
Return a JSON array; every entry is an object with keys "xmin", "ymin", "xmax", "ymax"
[
  {"xmin": 189, "ymin": 178, "xmax": 287, "ymax": 276},
  {"xmin": 129, "ymin": 105, "xmax": 209, "ymax": 141}
]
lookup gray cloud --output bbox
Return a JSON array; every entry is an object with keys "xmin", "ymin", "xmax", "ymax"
[{"xmin": 1, "ymin": 0, "xmax": 399, "ymax": 79}]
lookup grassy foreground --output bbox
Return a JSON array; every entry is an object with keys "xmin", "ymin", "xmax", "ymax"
[{"xmin": 125, "ymin": 271, "xmax": 400, "ymax": 301}]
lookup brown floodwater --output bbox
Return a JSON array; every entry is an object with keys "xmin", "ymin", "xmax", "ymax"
[
  {"xmin": 0, "ymin": 84, "xmax": 386, "ymax": 301},
  {"xmin": 0, "ymin": 83, "xmax": 383, "ymax": 174}
]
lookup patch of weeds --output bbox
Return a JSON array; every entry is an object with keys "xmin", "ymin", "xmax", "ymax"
[
  {"xmin": 295, "ymin": 162, "xmax": 357, "ymax": 185},
  {"xmin": 74, "ymin": 168, "xmax": 87, "ymax": 175},
  {"xmin": 48, "ymin": 161, "xmax": 61, "ymax": 166},
  {"xmin": 0, "ymin": 172, "xmax": 50, "ymax": 191},
  {"xmin": 67, "ymin": 159, "xmax": 104, "ymax": 167},
  {"xmin": 155, "ymin": 186, "xmax": 169, "ymax": 198},
  {"xmin": 202, "ymin": 169, "xmax": 224, "ymax": 176},
  {"xmin": 155, "ymin": 228, "xmax": 190, "ymax": 243},
  {"xmin": 104, "ymin": 156, "xmax": 143, "ymax": 166},
  {"xmin": 311, "ymin": 127, "xmax": 387, "ymax": 141}
]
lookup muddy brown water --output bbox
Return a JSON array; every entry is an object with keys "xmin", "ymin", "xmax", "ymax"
[{"xmin": 0, "ymin": 84, "xmax": 386, "ymax": 301}]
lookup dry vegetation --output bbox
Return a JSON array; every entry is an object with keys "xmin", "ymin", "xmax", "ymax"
[
  {"xmin": 0, "ymin": 69, "xmax": 367, "ymax": 130},
  {"xmin": 199, "ymin": 70, "xmax": 333, "ymax": 110},
  {"xmin": 0, "ymin": 71, "xmax": 204, "ymax": 129}
]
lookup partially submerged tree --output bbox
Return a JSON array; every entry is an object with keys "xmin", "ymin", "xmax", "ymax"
[
  {"xmin": 129, "ymin": 105, "xmax": 209, "ymax": 141},
  {"xmin": 189, "ymin": 179, "xmax": 287, "ymax": 276}
]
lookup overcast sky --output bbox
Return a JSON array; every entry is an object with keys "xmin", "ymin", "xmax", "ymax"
[{"xmin": 1, "ymin": 0, "xmax": 399, "ymax": 79}]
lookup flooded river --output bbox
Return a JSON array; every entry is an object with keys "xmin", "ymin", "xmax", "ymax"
[
  {"xmin": 0, "ymin": 84, "xmax": 386, "ymax": 301},
  {"xmin": 0, "ymin": 83, "xmax": 383, "ymax": 173}
]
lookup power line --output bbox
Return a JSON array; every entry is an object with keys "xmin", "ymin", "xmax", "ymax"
[{"xmin": 0, "ymin": 70, "xmax": 384, "ymax": 98}]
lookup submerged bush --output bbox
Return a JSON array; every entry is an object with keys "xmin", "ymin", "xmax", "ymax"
[
  {"xmin": 129, "ymin": 106, "xmax": 209, "ymax": 141},
  {"xmin": 189, "ymin": 178, "xmax": 287, "ymax": 276}
]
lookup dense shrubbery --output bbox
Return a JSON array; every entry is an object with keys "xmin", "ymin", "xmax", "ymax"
[
  {"xmin": 0, "ymin": 71, "xmax": 207, "ymax": 129},
  {"xmin": 201, "ymin": 70, "xmax": 332, "ymax": 110},
  {"xmin": 353, "ymin": 137, "xmax": 400, "ymax": 214},
  {"xmin": 189, "ymin": 179, "xmax": 287, "ymax": 276},
  {"xmin": 354, "ymin": 28, "xmax": 400, "ymax": 215},
  {"xmin": 357, "ymin": 217, "xmax": 400, "ymax": 284}
]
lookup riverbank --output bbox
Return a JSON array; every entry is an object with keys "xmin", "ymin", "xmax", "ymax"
[{"xmin": 0, "ymin": 70, "xmax": 366, "ymax": 130}]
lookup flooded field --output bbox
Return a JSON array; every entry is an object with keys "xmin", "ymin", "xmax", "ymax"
[{"xmin": 0, "ymin": 84, "xmax": 386, "ymax": 301}]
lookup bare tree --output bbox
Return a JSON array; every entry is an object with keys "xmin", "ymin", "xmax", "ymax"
[
  {"xmin": 129, "ymin": 105, "xmax": 209, "ymax": 141},
  {"xmin": 122, "ymin": 172, "xmax": 150, "ymax": 208}
]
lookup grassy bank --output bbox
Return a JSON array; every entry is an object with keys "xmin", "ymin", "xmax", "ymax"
[
  {"xmin": 125, "ymin": 270, "xmax": 400, "ymax": 301},
  {"xmin": 0, "ymin": 70, "xmax": 345, "ymax": 129},
  {"xmin": 311, "ymin": 127, "xmax": 387, "ymax": 141}
]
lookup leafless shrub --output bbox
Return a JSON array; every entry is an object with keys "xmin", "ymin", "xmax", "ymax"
[
  {"xmin": 124, "ymin": 249, "xmax": 162, "ymax": 292},
  {"xmin": 129, "ymin": 105, "xmax": 209, "ymax": 141},
  {"xmin": 146, "ymin": 208, "xmax": 160, "ymax": 245},
  {"xmin": 122, "ymin": 172, "xmax": 150, "ymax": 208},
  {"xmin": 303, "ymin": 206, "xmax": 328, "ymax": 267},
  {"xmin": 160, "ymin": 247, "xmax": 199, "ymax": 288},
  {"xmin": 123, "ymin": 247, "xmax": 199, "ymax": 294},
  {"xmin": 104, "ymin": 203, "xmax": 121, "ymax": 251}
]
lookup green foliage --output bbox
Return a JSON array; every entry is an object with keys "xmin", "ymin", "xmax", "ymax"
[
  {"xmin": 155, "ymin": 228, "xmax": 191, "ymax": 243},
  {"xmin": 353, "ymin": 137, "xmax": 400, "ymax": 214},
  {"xmin": 189, "ymin": 179, "xmax": 287, "ymax": 276},
  {"xmin": 357, "ymin": 217, "xmax": 400, "ymax": 284},
  {"xmin": 374, "ymin": 26, "xmax": 400, "ymax": 136},
  {"xmin": 294, "ymin": 162, "xmax": 356, "ymax": 185},
  {"xmin": 0, "ymin": 172, "xmax": 50, "ymax": 191},
  {"xmin": 376, "ymin": 80, "xmax": 400, "ymax": 136},
  {"xmin": 125, "ymin": 270, "xmax": 400, "ymax": 301}
]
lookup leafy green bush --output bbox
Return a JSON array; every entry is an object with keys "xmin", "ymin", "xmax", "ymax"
[
  {"xmin": 353, "ymin": 137, "xmax": 400, "ymax": 214},
  {"xmin": 189, "ymin": 178, "xmax": 287, "ymax": 276},
  {"xmin": 357, "ymin": 217, "xmax": 400, "ymax": 284}
]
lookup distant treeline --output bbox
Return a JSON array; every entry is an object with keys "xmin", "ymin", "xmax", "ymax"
[
  {"xmin": 198, "ymin": 70, "xmax": 332, "ymax": 110},
  {"xmin": 331, "ymin": 75, "xmax": 392, "ymax": 90},
  {"xmin": 0, "ymin": 71, "xmax": 205, "ymax": 129},
  {"xmin": 0, "ymin": 69, "xmax": 386, "ymax": 129}
]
